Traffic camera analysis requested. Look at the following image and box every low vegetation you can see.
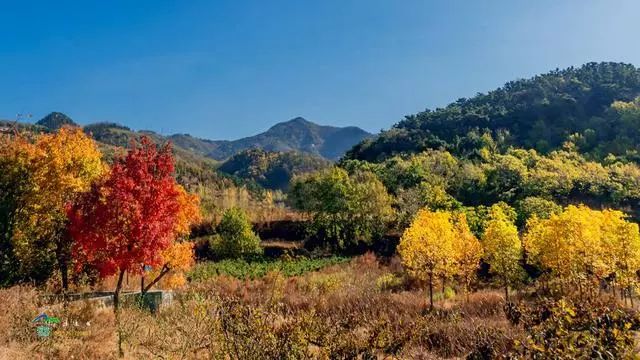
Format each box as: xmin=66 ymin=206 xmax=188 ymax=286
xmin=189 ymin=255 xmax=349 ymax=281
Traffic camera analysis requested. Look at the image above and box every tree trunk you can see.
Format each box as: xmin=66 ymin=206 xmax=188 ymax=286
xmin=113 ymin=269 xmax=126 ymax=357
xmin=428 ymin=272 xmax=434 ymax=311
xmin=113 ymin=269 xmax=126 ymax=312
xmin=504 ymin=277 xmax=509 ymax=302
xmin=142 ymin=264 xmax=170 ymax=296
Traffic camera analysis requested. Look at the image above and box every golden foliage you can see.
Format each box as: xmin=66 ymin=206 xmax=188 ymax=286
xmin=524 ymin=205 xmax=640 ymax=289
xmin=398 ymin=209 xmax=456 ymax=282
xmin=481 ymin=205 xmax=522 ymax=291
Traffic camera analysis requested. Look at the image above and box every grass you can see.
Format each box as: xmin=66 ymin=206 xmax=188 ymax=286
xmin=2 ymin=254 xmax=639 ymax=359
xmin=188 ymin=255 xmax=350 ymax=281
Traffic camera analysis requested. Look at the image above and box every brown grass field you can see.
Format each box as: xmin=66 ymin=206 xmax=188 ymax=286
xmin=1 ymin=253 xmax=638 ymax=359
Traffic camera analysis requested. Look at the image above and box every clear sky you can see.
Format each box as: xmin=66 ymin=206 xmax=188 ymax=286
xmin=1 ymin=1 xmax=639 ymax=140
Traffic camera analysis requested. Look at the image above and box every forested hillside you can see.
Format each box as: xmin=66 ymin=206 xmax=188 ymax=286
xmin=218 ymin=148 xmax=331 ymax=190
xmin=347 ymin=62 xmax=640 ymax=162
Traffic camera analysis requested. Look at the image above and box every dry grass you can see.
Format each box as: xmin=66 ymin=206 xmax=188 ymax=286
xmin=0 ymin=255 xmax=555 ymax=359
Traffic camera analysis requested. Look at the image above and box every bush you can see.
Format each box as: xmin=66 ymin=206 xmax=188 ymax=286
xmin=376 ymin=273 xmax=405 ymax=292
xmin=210 ymin=207 xmax=262 ymax=258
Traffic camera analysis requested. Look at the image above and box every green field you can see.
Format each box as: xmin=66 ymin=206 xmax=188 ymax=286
xmin=189 ymin=256 xmax=350 ymax=281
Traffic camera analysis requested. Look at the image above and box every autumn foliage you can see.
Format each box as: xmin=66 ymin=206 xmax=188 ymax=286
xmin=398 ymin=209 xmax=483 ymax=309
xmin=67 ymin=136 xmax=200 ymax=318
xmin=1 ymin=127 xmax=104 ymax=286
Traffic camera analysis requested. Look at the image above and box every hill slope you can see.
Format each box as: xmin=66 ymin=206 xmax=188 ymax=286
xmin=218 ymin=149 xmax=331 ymax=190
xmin=346 ymin=62 xmax=640 ymax=162
xmin=170 ymin=117 xmax=371 ymax=161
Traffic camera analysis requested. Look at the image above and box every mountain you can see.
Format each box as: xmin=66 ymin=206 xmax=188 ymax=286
xmin=346 ymin=62 xmax=640 ymax=162
xmin=218 ymin=148 xmax=331 ymax=190
xmin=36 ymin=112 xmax=78 ymax=130
xmin=169 ymin=117 xmax=372 ymax=161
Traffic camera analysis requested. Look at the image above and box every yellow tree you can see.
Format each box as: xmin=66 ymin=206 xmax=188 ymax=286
xmin=482 ymin=205 xmax=522 ymax=301
xmin=398 ymin=209 xmax=456 ymax=310
xmin=601 ymin=209 xmax=640 ymax=302
xmin=452 ymin=213 xmax=483 ymax=300
xmin=524 ymin=205 xmax=607 ymax=295
xmin=11 ymin=127 xmax=104 ymax=289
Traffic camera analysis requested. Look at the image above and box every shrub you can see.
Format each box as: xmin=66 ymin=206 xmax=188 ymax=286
xmin=376 ymin=273 xmax=405 ymax=292
xmin=210 ymin=207 xmax=262 ymax=258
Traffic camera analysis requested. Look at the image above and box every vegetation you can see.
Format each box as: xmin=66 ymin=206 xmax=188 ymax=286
xmin=289 ymin=167 xmax=394 ymax=251
xmin=218 ymin=148 xmax=331 ymax=190
xmin=189 ymin=255 xmax=349 ymax=280
xmin=209 ymin=207 xmax=262 ymax=259
xmin=3 ymin=255 xmax=640 ymax=359
xmin=0 ymin=128 xmax=104 ymax=287
xmin=346 ymin=62 xmax=640 ymax=162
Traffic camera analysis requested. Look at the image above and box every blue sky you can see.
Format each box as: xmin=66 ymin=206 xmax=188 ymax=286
xmin=1 ymin=1 xmax=639 ymax=140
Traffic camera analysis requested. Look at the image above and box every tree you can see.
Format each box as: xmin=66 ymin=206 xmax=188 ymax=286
xmin=514 ymin=196 xmax=562 ymax=228
xmin=600 ymin=209 xmax=640 ymax=303
xmin=398 ymin=209 xmax=456 ymax=310
xmin=68 ymin=136 xmax=185 ymax=356
xmin=68 ymin=136 xmax=183 ymax=307
xmin=452 ymin=213 xmax=483 ymax=300
xmin=524 ymin=205 xmax=607 ymax=293
xmin=0 ymin=134 xmax=37 ymax=286
xmin=289 ymin=167 xmax=394 ymax=251
xmin=482 ymin=205 xmax=522 ymax=301
xmin=1 ymin=128 xmax=104 ymax=288
xmin=210 ymin=207 xmax=262 ymax=258
xmin=524 ymin=205 xmax=640 ymax=299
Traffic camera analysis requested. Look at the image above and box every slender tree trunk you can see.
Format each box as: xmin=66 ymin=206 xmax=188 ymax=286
xmin=113 ymin=269 xmax=126 ymax=312
xmin=142 ymin=264 xmax=170 ymax=296
xmin=428 ymin=272 xmax=434 ymax=311
xmin=441 ymin=276 xmax=445 ymax=296
xmin=504 ymin=276 xmax=509 ymax=302
xmin=113 ymin=269 xmax=126 ymax=358
xmin=140 ymin=264 xmax=145 ymax=294
xmin=465 ymin=277 xmax=470 ymax=303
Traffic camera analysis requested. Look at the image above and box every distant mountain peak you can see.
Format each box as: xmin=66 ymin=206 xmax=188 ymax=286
xmin=170 ymin=116 xmax=372 ymax=161
xmin=36 ymin=112 xmax=78 ymax=130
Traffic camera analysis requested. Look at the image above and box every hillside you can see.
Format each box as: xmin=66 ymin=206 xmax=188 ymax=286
xmin=170 ymin=117 xmax=371 ymax=161
xmin=33 ymin=118 xmax=288 ymax=223
xmin=218 ymin=149 xmax=331 ymax=190
xmin=346 ymin=62 xmax=640 ymax=162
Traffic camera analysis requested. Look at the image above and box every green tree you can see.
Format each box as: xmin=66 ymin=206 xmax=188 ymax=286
xmin=211 ymin=207 xmax=262 ymax=258
xmin=289 ymin=167 xmax=393 ymax=251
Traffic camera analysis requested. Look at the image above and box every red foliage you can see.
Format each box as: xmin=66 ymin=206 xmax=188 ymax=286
xmin=67 ymin=136 xmax=182 ymax=277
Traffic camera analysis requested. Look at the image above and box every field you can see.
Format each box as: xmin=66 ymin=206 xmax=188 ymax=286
xmin=1 ymin=253 xmax=638 ymax=359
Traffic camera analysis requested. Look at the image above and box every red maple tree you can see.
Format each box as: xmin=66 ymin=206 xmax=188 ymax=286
xmin=67 ymin=136 xmax=181 ymax=311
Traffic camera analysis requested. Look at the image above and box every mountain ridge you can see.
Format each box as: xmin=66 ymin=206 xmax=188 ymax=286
xmin=168 ymin=116 xmax=371 ymax=161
